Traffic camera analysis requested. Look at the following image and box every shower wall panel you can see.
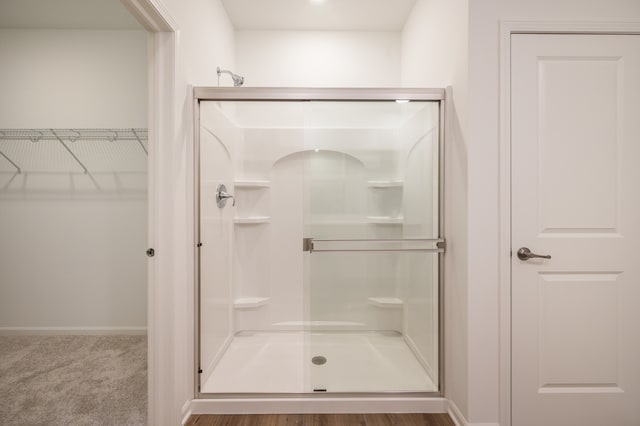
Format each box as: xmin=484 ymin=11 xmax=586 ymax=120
xmin=234 ymin=104 xmax=410 ymax=332
xmin=399 ymin=106 xmax=440 ymax=383
xmin=198 ymin=94 xmax=442 ymax=394
xmin=199 ymin=102 xmax=238 ymax=381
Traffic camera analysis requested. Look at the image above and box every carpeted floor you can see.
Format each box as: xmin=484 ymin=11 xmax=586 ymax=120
xmin=0 ymin=335 xmax=147 ymax=426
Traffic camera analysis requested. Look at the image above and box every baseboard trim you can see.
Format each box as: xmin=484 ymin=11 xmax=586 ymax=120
xmin=188 ymin=396 xmax=448 ymax=415
xmin=448 ymin=400 xmax=466 ymax=426
xmin=0 ymin=327 xmax=148 ymax=335
xmin=448 ymin=400 xmax=500 ymax=426
xmin=181 ymin=400 xmax=193 ymax=425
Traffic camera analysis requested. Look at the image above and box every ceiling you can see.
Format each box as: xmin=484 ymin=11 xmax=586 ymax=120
xmin=0 ymin=0 xmax=142 ymax=29
xmin=221 ymin=0 xmax=418 ymax=31
xmin=0 ymin=0 xmax=417 ymax=31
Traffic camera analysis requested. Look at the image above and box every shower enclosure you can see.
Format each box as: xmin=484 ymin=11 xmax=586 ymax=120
xmin=194 ymin=88 xmax=445 ymax=398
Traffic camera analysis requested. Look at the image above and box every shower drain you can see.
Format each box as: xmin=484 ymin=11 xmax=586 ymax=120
xmin=311 ymin=355 xmax=327 ymax=365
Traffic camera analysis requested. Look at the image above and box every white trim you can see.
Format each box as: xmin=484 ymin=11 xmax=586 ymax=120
xmin=147 ymin=29 xmax=178 ymax=426
xmin=120 ymin=1 xmax=178 ymax=426
xmin=498 ymin=19 xmax=513 ymax=426
xmin=188 ymin=397 xmax=448 ymax=415
xmin=193 ymin=87 xmax=444 ymax=101
xmin=0 ymin=327 xmax=147 ymax=335
xmin=500 ymin=20 xmax=640 ymax=35
xmin=120 ymin=0 xmax=177 ymax=32
xmin=447 ymin=400 xmax=466 ymax=426
xmin=498 ymin=19 xmax=640 ymax=426
xmin=448 ymin=400 xmax=500 ymax=426
xmin=181 ymin=400 xmax=193 ymax=425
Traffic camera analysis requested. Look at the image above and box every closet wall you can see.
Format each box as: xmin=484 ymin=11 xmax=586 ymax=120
xmin=0 ymin=29 xmax=146 ymax=128
xmin=0 ymin=28 xmax=148 ymax=333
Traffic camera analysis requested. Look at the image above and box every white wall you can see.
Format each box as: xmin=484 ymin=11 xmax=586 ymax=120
xmin=0 ymin=29 xmax=148 ymax=332
xmin=401 ymin=0 xmax=469 ymax=419
xmin=152 ymin=0 xmax=640 ymax=423
xmin=167 ymin=0 xmax=464 ymax=421
xmin=155 ymin=0 xmax=235 ymax=423
xmin=466 ymin=0 xmax=640 ymax=424
xmin=0 ymin=29 xmax=147 ymax=128
xmin=0 ymin=195 xmax=147 ymax=331
xmin=236 ymin=30 xmax=401 ymax=87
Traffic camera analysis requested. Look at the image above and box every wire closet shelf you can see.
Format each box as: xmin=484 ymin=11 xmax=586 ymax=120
xmin=0 ymin=128 xmax=148 ymax=174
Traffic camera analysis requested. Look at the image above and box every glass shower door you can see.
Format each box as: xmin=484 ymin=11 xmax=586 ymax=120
xmin=197 ymin=100 xmax=236 ymax=394
xmin=303 ymin=100 xmax=442 ymax=393
xmin=195 ymin=92 xmax=444 ymax=396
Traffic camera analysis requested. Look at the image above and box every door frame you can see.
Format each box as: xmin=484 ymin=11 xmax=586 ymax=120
xmin=119 ymin=1 xmax=178 ymax=425
xmin=498 ymin=20 xmax=640 ymax=426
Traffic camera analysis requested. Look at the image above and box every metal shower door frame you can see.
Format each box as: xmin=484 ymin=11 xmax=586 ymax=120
xmin=193 ymin=87 xmax=447 ymax=400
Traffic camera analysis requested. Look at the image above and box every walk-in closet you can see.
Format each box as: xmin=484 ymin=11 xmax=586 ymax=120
xmin=0 ymin=2 xmax=148 ymax=424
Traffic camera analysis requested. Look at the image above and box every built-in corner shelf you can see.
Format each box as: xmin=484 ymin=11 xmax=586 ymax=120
xmin=234 ymin=216 xmax=271 ymax=224
xmin=234 ymin=297 xmax=270 ymax=309
xmin=367 ymin=216 xmax=404 ymax=224
xmin=367 ymin=180 xmax=404 ymax=188
xmin=368 ymin=297 xmax=404 ymax=308
xmin=234 ymin=180 xmax=271 ymax=188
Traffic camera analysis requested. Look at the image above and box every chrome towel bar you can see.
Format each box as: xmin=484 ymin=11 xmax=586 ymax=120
xmin=303 ymin=237 xmax=446 ymax=253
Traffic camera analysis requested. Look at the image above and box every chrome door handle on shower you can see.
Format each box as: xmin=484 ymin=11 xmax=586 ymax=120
xmin=216 ymin=184 xmax=235 ymax=208
xmin=517 ymin=247 xmax=551 ymax=261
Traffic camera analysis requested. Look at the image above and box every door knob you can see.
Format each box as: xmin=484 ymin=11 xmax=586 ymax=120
xmin=517 ymin=247 xmax=551 ymax=261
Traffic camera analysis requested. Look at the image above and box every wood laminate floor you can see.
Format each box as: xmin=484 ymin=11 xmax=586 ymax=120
xmin=186 ymin=413 xmax=455 ymax=426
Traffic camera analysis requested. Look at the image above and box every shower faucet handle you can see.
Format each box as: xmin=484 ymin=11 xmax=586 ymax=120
xmin=216 ymin=184 xmax=235 ymax=208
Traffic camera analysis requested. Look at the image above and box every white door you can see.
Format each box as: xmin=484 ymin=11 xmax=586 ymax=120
xmin=511 ymin=34 xmax=640 ymax=426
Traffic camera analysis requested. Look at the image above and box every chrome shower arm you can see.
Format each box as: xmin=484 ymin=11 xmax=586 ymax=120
xmin=216 ymin=67 xmax=244 ymax=87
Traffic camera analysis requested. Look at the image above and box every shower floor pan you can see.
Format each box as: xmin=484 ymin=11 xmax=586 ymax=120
xmin=200 ymin=331 xmax=436 ymax=394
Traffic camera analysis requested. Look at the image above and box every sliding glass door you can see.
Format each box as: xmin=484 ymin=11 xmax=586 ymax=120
xmin=195 ymin=90 xmax=443 ymax=395
xmin=303 ymin=100 xmax=441 ymax=392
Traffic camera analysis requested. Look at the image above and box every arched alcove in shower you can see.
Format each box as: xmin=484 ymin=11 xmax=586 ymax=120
xmin=194 ymin=88 xmax=445 ymax=396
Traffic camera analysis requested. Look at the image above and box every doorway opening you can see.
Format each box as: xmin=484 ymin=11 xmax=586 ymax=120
xmin=0 ymin=1 xmax=152 ymax=424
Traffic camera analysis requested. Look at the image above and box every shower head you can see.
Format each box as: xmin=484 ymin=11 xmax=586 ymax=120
xmin=217 ymin=67 xmax=245 ymax=87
